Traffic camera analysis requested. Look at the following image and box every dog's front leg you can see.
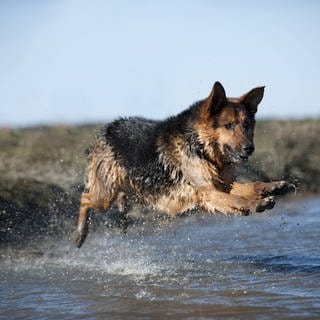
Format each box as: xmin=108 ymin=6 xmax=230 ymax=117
xmin=198 ymin=186 xmax=275 ymax=215
xmin=230 ymin=181 xmax=295 ymax=200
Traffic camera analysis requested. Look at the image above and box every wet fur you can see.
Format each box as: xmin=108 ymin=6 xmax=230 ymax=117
xmin=75 ymin=82 xmax=293 ymax=248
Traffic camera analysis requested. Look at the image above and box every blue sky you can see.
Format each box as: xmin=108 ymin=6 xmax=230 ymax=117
xmin=0 ymin=0 xmax=319 ymax=126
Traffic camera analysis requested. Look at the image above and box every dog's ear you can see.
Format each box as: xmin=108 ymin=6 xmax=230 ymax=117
xmin=240 ymin=86 xmax=265 ymax=114
xmin=208 ymin=81 xmax=227 ymax=115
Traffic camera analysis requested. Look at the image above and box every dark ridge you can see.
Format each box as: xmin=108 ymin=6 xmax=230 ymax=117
xmin=0 ymin=178 xmax=79 ymax=247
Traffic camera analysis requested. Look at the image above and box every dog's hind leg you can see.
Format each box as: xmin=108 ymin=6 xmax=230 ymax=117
xmin=75 ymin=192 xmax=114 ymax=248
xmin=115 ymin=191 xmax=129 ymax=234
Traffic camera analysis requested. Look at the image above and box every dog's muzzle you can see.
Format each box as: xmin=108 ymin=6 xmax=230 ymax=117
xmin=224 ymin=144 xmax=254 ymax=163
xmin=243 ymin=144 xmax=255 ymax=156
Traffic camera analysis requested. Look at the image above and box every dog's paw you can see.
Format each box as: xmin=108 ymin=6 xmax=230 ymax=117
xmin=275 ymin=180 xmax=296 ymax=195
xmin=262 ymin=181 xmax=296 ymax=197
xmin=255 ymin=196 xmax=275 ymax=212
xmin=238 ymin=207 xmax=251 ymax=216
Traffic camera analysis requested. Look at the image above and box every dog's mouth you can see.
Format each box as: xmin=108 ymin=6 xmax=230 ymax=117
xmin=223 ymin=145 xmax=249 ymax=163
xmin=232 ymin=153 xmax=249 ymax=163
xmin=238 ymin=154 xmax=249 ymax=161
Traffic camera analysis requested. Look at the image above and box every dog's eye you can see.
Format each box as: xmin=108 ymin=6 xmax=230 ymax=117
xmin=224 ymin=123 xmax=235 ymax=130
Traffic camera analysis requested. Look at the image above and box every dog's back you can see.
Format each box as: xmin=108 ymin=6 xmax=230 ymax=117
xmin=100 ymin=117 xmax=159 ymax=170
xmin=88 ymin=115 xmax=184 ymax=200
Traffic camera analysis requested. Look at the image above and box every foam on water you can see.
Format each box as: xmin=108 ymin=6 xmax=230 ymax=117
xmin=1 ymin=216 xmax=193 ymax=282
xmin=2 ymin=236 xmax=162 ymax=280
xmin=57 ymin=235 xmax=164 ymax=278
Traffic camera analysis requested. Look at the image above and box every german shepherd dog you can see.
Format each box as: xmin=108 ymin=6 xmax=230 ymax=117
xmin=75 ymin=82 xmax=293 ymax=248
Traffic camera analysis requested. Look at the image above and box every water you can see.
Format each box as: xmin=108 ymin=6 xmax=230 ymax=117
xmin=1 ymin=197 xmax=320 ymax=319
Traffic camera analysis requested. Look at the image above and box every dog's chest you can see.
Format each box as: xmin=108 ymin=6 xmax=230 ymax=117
xmin=149 ymin=154 xmax=220 ymax=215
xmin=151 ymin=182 xmax=198 ymax=216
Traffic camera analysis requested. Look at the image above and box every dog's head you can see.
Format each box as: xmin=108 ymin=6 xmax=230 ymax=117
xmin=198 ymin=82 xmax=264 ymax=164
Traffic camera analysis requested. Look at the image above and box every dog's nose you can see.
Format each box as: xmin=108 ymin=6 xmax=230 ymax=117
xmin=243 ymin=144 xmax=255 ymax=155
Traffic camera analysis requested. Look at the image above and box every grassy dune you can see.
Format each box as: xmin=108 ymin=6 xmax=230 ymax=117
xmin=251 ymin=119 xmax=320 ymax=193
xmin=0 ymin=119 xmax=319 ymax=245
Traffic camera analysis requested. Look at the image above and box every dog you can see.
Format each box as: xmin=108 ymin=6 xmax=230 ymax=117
xmin=75 ymin=82 xmax=293 ymax=248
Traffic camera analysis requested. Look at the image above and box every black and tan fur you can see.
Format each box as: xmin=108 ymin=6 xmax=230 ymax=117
xmin=75 ymin=82 xmax=293 ymax=248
